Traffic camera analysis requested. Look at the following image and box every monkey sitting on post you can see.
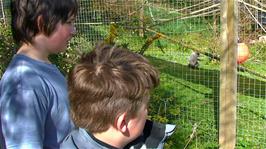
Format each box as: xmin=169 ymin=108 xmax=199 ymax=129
xmin=188 ymin=51 xmax=200 ymax=69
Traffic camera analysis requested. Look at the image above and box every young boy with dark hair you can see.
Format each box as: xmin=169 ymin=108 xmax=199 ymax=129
xmin=61 ymin=43 xmax=176 ymax=149
xmin=0 ymin=0 xmax=78 ymax=148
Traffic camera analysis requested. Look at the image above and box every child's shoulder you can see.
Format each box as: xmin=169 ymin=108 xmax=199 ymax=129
xmin=1 ymin=54 xmax=56 ymax=89
xmin=7 ymin=54 xmax=43 ymax=76
xmin=60 ymin=128 xmax=87 ymax=149
xmin=61 ymin=128 xmax=109 ymax=149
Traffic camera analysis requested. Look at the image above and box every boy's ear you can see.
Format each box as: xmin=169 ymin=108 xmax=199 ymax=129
xmin=116 ymin=112 xmax=128 ymax=133
xmin=37 ymin=15 xmax=44 ymax=32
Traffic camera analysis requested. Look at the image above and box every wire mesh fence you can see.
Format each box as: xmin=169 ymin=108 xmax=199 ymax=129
xmin=1 ymin=0 xmax=266 ymax=148
xmin=237 ymin=0 xmax=266 ymax=148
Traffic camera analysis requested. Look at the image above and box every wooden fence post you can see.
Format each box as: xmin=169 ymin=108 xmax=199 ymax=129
xmin=219 ymin=0 xmax=238 ymax=148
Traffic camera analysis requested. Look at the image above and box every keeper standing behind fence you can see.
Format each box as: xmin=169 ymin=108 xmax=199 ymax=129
xmin=0 ymin=0 xmax=78 ymax=148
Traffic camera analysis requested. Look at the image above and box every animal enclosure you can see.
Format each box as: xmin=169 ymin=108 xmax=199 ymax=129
xmin=1 ymin=0 xmax=266 ymax=148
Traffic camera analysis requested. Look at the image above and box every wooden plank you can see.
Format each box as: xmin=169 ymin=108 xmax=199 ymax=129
xmin=219 ymin=0 xmax=238 ymax=148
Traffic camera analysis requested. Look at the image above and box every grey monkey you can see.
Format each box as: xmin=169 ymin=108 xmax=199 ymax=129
xmin=188 ymin=51 xmax=200 ymax=69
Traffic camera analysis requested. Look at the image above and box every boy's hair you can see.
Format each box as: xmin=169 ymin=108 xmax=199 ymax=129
xmin=68 ymin=43 xmax=160 ymax=133
xmin=11 ymin=0 xmax=78 ymax=44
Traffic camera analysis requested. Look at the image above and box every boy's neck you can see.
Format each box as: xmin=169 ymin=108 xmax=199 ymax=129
xmin=17 ymin=43 xmax=50 ymax=63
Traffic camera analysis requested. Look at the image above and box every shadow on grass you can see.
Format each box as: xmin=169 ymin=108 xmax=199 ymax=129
xmin=147 ymin=56 xmax=266 ymax=99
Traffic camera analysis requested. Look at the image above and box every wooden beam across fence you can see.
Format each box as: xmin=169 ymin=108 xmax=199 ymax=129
xmin=219 ymin=0 xmax=238 ymax=149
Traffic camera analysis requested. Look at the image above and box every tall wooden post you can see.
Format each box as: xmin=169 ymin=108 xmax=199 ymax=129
xmin=219 ymin=0 xmax=238 ymax=149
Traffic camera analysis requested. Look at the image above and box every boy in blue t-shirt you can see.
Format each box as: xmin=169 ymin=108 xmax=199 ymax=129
xmin=0 ymin=0 xmax=78 ymax=148
xmin=61 ymin=44 xmax=176 ymax=149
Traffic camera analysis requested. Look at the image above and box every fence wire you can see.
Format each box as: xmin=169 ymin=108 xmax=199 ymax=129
xmin=1 ymin=0 xmax=266 ymax=148
xmin=76 ymin=1 xmax=221 ymax=148
xmin=237 ymin=0 xmax=266 ymax=148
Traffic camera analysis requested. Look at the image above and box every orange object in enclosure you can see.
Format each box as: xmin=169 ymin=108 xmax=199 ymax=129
xmin=237 ymin=43 xmax=250 ymax=64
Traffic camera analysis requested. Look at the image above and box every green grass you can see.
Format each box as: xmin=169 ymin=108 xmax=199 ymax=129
xmin=237 ymin=94 xmax=266 ymax=148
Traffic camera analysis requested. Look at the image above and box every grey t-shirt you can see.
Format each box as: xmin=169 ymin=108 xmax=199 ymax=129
xmin=60 ymin=128 xmax=119 ymax=149
xmin=61 ymin=120 xmax=176 ymax=149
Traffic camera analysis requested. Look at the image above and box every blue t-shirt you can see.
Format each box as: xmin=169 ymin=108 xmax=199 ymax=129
xmin=0 ymin=54 xmax=74 ymax=149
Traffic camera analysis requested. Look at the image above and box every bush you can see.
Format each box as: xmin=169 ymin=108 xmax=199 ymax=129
xmin=0 ymin=22 xmax=17 ymax=77
xmin=49 ymin=34 xmax=93 ymax=75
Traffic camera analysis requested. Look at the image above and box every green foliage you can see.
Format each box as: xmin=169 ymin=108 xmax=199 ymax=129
xmin=0 ymin=22 xmax=17 ymax=77
xmin=249 ymin=42 xmax=266 ymax=61
xmin=49 ymin=34 xmax=93 ymax=75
